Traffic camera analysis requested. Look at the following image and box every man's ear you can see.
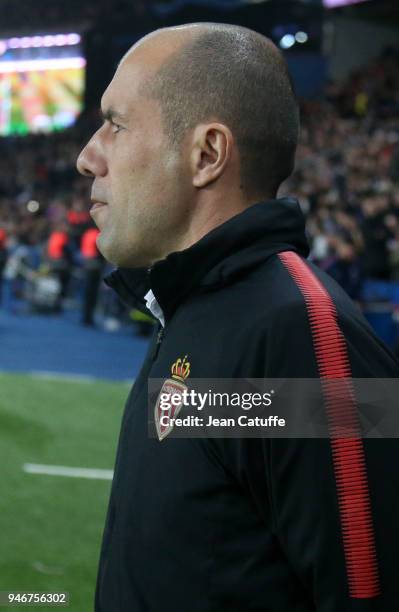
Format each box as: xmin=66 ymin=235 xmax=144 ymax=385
xmin=190 ymin=123 xmax=233 ymax=188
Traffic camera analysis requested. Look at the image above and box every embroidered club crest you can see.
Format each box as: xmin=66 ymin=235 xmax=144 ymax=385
xmin=155 ymin=355 xmax=190 ymax=441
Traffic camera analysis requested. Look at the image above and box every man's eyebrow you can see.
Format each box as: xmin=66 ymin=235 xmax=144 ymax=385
xmin=100 ymin=107 xmax=128 ymax=123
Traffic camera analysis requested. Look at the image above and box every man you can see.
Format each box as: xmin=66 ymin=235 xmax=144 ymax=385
xmin=80 ymin=223 xmax=104 ymax=326
xmin=77 ymin=23 xmax=399 ymax=611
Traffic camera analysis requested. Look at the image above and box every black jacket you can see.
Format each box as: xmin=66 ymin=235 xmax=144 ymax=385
xmin=96 ymin=197 xmax=399 ymax=612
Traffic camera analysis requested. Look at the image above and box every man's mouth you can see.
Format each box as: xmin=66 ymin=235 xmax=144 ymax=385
xmin=90 ymin=202 xmax=108 ymax=213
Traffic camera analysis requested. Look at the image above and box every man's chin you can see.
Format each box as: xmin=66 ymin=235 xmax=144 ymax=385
xmin=97 ymin=236 xmax=152 ymax=269
xmin=96 ymin=235 xmax=120 ymax=266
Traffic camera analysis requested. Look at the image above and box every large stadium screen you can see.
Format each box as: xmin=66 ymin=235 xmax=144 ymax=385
xmin=0 ymin=33 xmax=85 ymax=136
xmin=323 ymin=0 xmax=370 ymax=7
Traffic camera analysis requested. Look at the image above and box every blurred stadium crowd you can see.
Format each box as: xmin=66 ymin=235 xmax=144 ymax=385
xmin=0 ymin=47 xmax=399 ymax=340
xmin=284 ymin=47 xmax=399 ymax=302
xmin=0 ymin=111 xmax=126 ymax=328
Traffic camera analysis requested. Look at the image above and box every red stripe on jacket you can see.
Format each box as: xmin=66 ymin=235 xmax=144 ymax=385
xmin=278 ymin=250 xmax=380 ymax=599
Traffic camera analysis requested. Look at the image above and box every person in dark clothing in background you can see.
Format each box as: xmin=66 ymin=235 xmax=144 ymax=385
xmin=80 ymin=223 xmax=104 ymax=326
xmin=46 ymin=221 xmax=73 ymax=311
xmin=361 ymin=194 xmax=393 ymax=280
xmin=324 ymin=237 xmax=363 ymax=300
xmin=77 ymin=23 xmax=399 ymax=612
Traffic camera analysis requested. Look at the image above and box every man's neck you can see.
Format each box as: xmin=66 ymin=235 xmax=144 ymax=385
xmin=175 ymin=191 xmax=268 ymax=254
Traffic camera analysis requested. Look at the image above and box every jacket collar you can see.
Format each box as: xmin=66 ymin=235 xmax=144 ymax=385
xmin=105 ymin=197 xmax=309 ymax=323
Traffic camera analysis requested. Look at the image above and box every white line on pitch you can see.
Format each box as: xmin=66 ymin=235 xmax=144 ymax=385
xmin=28 ymin=370 xmax=133 ymax=385
xmin=23 ymin=463 xmax=114 ymax=480
xmin=28 ymin=371 xmax=97 ymax=383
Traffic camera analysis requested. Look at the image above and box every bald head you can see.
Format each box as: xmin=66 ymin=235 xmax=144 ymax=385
xmin=76 ymin=23 xmax=300 ymax=268
xmin=118 ymin=25 xmax=196 ymax=72
xmin=132 ymin=23 xmax=300 ymax=198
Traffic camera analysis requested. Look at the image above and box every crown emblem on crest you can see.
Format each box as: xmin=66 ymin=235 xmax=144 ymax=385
xmin=171 ymin=355 xmax=190 ymax=382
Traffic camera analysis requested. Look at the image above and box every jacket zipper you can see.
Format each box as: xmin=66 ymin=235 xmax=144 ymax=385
xmin=156 ymin=327 xmax=164 ymax=345
xmin=147 ymin=265 xmax=165 ymax=361
xmin=149 ymin=325 xmax=164 ymax=363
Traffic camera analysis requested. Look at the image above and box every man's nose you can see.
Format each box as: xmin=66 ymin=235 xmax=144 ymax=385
xmin=76 ymin=137 xmax=107 ymax=178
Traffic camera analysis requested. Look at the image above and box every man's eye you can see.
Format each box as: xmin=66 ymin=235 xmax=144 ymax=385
xmin=111 ymin=122 xmax=122 ymax=134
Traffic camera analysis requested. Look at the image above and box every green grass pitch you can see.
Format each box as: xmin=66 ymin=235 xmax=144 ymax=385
xmin=0 ymin=372 xmax=129 ymax=611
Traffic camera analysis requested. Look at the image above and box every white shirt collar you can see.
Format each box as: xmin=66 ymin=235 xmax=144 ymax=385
xmin=144 ymin=289 xmax=165 ymax=327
